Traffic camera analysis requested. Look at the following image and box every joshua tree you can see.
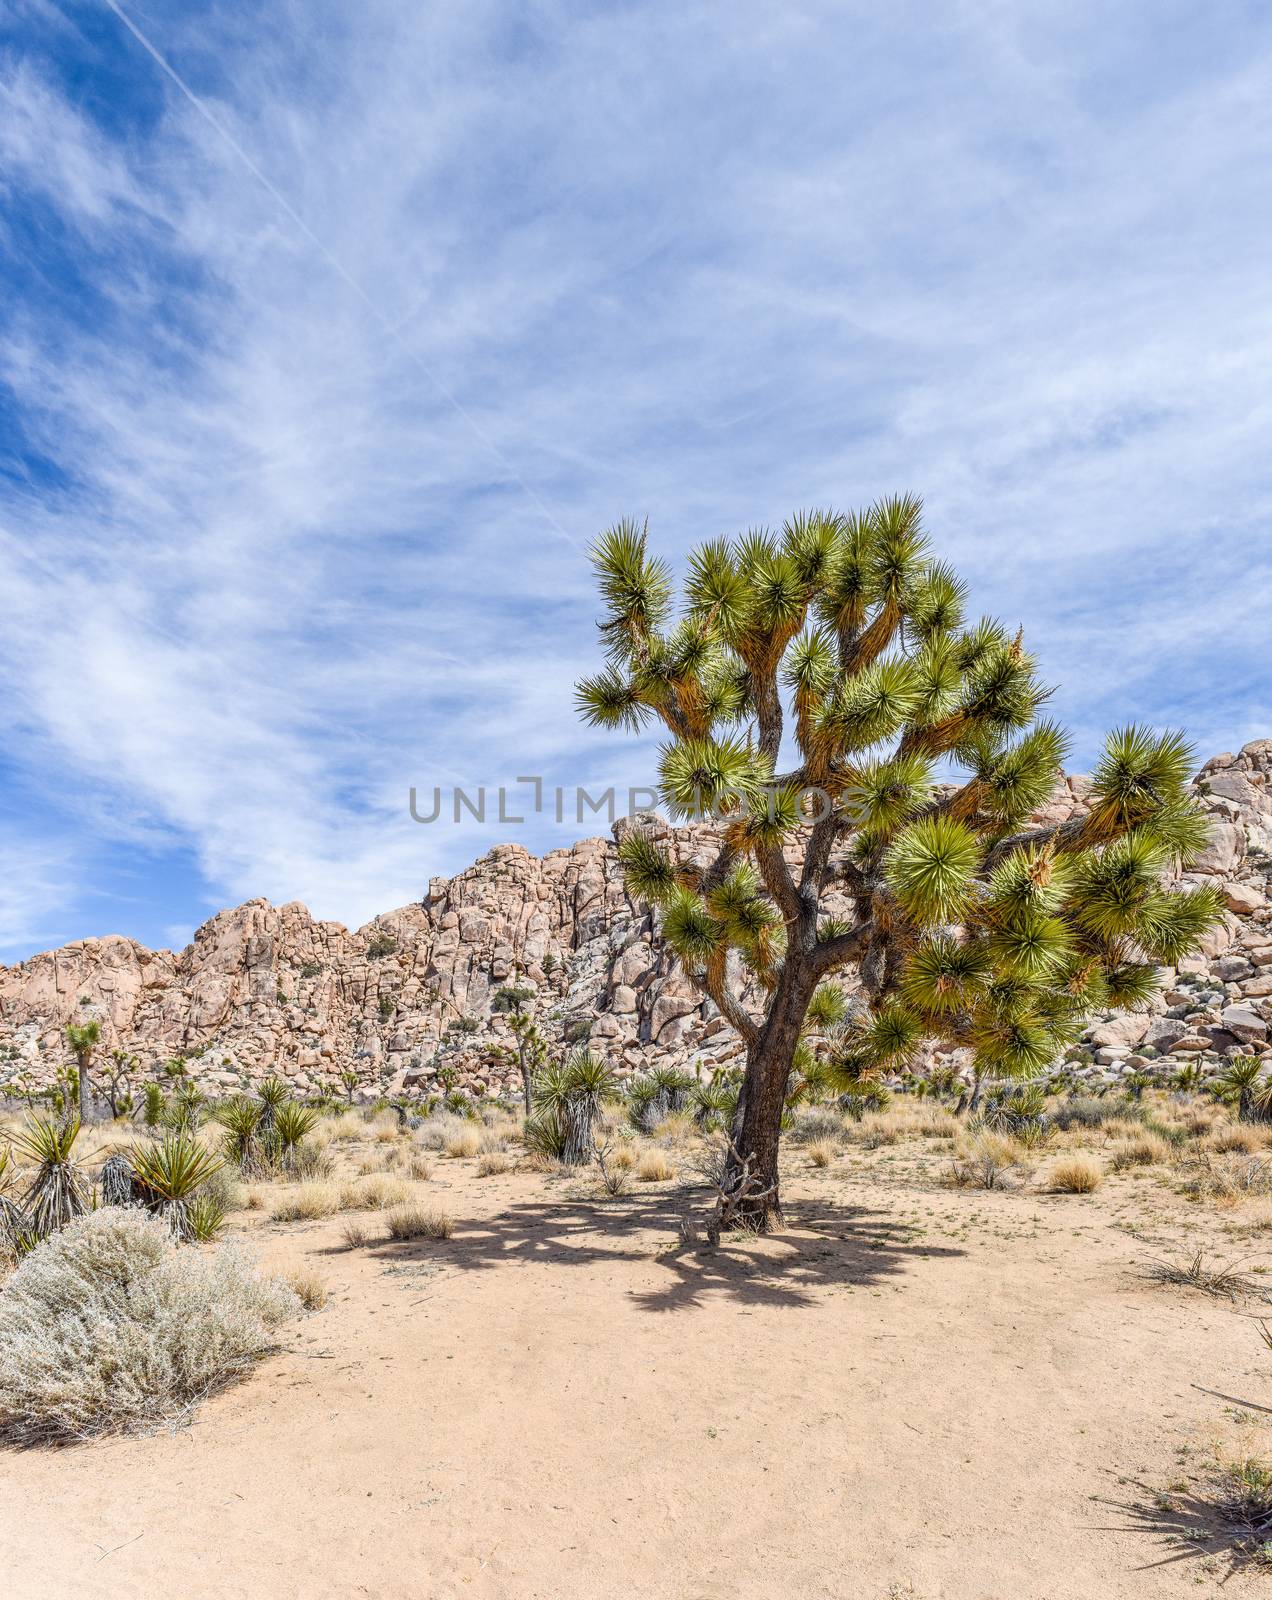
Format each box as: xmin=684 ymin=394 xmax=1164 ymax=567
xmin=65 ymin=1021 xmax=101 ymax=1125
xmin=102 ymin=1048 xmax=137 ymax=1119
xmin=577 ymin=499 xmax=1222 ymax=1228
xmin=498 ymin=989 xmax=547 ymax=1115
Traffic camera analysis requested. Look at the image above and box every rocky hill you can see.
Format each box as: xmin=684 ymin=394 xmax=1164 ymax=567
xmin=2 ymin=741 xmax=1271 ymax=1105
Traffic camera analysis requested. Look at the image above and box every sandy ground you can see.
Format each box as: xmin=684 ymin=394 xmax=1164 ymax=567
xmin=1 ymin=1134 xmax=1268 ymax=1600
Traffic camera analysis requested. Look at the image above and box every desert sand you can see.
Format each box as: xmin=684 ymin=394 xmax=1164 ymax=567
xmin=1 ymin=1129 xmax=1266 ymax=1600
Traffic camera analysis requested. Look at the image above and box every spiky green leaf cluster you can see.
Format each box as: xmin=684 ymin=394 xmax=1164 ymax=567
xmin=582 ymin=498 xmax=1222 ymax=1088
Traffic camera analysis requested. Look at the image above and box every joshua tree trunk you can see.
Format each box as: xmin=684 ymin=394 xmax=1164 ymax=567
xmin=518 ymin=1051 xmax=532 ymax=1117
xmin=75 ymin=1051 xmax=90 ymax=1125
xmin=726 ymin=963 xmax=817 ymax=1228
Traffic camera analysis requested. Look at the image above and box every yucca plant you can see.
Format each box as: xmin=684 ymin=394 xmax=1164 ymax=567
xmin=128 ymin=1134 xmax=223 ymax=1240
xmin=578 ymin=502 xmax=1223 ymax=1226
xmin=185 ymin=1190 xmax=227 ymax=1242
xmin=13 ymin=1114 xmax=88 ymax=1237
xmin=256 ymin=1076 xmax=288 ymax=1156
xmin=273 ymin=1102 xmax=319 ymax=1170
xmin=530 ymin=1050 xmax=617 ymax=1165
xmin=692 ymin=1077 xmax=739 ymax=1132
xmin=215 ymin=1095 xmax=266 ymax=1176
xmin=1217 ymin=1057 xmax=1270 ymax=1124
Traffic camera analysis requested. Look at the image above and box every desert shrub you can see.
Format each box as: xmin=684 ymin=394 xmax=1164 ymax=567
xmin=366 ymin=933 xmax=397 ymax=959
xmin=1145 ymin=1249 xmax=1266 ymax=1302
xmin=476 ymin=1152 xmax=510 ymax=1176
xmin=860 ymin=1118 xmax=901 ymax=1149
xmin=636 ymin=1149 xmax=674 ymax=1182
xmin=407 ymin=1155 xmax=432 ymax=1181
xmin=270 ymin=1183 xmax=340 ymax=1222
xmin=0 ymin=1208 xmax=298 ymax=1441
xmin=1048 ymin=1155 xmax=1103 ymax=1193
xmin=414 ymin=1112 xmax=473 ymax=1153
xmin=340 ymin=1218 xmax=368 ymax=1249
xmin=948 ymin=1133 xmax=1022 ymax=1190
xmin=385 ymin=1204 xmax=453 ymax=1241
xmin=1109 ymin=1133 xmax=1172 ymax=1170
xmin=807 ymin=1139 xmax=836 ymax=1168
xmin=1051 ymin=1097 xmax=1128 ymax=1132
xmin=338 ymin=1175 xmax=409 ymax=1211
xmin=788 ymin=1107 xmax=846 ymax=1146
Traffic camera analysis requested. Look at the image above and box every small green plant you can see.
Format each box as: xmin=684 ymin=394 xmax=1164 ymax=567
xmin=299 ymin=961 xmax=323 ymax=979
xmin=367 ymin=933 xmax=398 ymax=959
xmin=378 ymin=994 xmax=395 ymax=1019
xmin=185 ymin=1191 xmax=227 ymax=1242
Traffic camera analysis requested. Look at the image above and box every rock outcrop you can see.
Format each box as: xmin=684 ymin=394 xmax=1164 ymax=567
xmin=2 ymin=742 xmax=1271 ymax=1104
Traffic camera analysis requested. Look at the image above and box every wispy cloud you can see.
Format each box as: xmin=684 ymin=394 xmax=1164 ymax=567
xmin=0 ymin=0 xmax=1269 ymax=957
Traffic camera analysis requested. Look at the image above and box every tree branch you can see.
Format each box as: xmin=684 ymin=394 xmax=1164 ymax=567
xmin=811 ymin=920 xmax=872 ymax=976
xmin=701 ymin=949 xmax=760 ymax=1049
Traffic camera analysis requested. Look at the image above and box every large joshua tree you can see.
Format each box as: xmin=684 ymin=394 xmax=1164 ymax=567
xmin=576 ymin=497 xmax=1222 ymax=1229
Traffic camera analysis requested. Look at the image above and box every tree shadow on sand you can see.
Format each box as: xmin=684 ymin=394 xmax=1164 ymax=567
xmin=367 ymin=1186 xmax=964 ymax=1314
xmin=1095 ymin=1469 xmax=1272 ymax=1581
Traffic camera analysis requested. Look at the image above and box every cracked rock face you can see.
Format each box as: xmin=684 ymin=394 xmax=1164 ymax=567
xmin=2 ymin=742 xmax=1271 ymax=1103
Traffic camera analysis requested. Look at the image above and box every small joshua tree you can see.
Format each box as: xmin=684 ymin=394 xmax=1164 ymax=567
xmin=64 ymin=1021 xmax=101 ymax=1125
xmin=577 ymin=499 xmax=1221 ymax=1229
xmin=103 ymin=1048 xmax=137 ymax=1119
xmin=499 ymin=989 xmax=547 ymax=1115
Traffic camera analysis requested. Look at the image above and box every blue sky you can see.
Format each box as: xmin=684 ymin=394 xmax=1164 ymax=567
xmin=0 ymin=0 xmax=1269 ymax=960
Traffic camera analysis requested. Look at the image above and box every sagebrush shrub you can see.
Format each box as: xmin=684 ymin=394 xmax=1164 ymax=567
xmin=0 ymin=1208 xmax=298 ymax=1442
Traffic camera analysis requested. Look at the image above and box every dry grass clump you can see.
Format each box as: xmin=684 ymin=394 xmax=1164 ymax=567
xmin=859 ymin=1118 xmax=901 ymax=1149
xmin=1109 ymin=1133 xmax=1173 ymax=1170
xmin=1144 ymin=1249 xmax=1268 ymax=1303
xmin=357 ymin=1148 xmax=402 ymax=1175
xmin=443 ymin=1127 xmax=482 ymax=1159
xmin=476 ymin=1152 xmax=510 ymax=1177
xmin=650 ymin=1111 xmax=697 ymax=1147
xmin=636 ymin=1149 xmax=675 ymax=1182
xmin=1180 ymin=1154 xmax=1272 ymax=1208
xmin=340 ymin=1218 xmax=369 ymax=1249
xmin=283 ymin=1264 xmax=329 ymax=1311
xmin=607 ymin=1145 xmax=637 ymax=1172
xmin=385 ymin=1204 xmax=453 ymax=1241
xmin=318 ymin=1112 xmax=365 ymax=1145
xmin=1048 ymin=1155 xmax=1103 ymax=1193
xmin=407 ymin=1155 xmax=432 ymax=1181
xmin=0 ymin=1208 xmax=298 ymax=1442
xmin=339 ymin=1175 xmax=410 ymax=1211
xmin=413 ymin=1113 xmax=475 ymax=1153
xmin=807 ymin=1139 xmax=837 ymax=1169
xmin=269 ymin=1183 xmax=340 ymax=1221
xmin=1210 ymin=1125 xmax=1268 ymax=1156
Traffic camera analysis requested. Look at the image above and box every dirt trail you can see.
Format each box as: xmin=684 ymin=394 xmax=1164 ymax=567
xmin=0 ymin=1157 xmax=1263 ymax=1599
